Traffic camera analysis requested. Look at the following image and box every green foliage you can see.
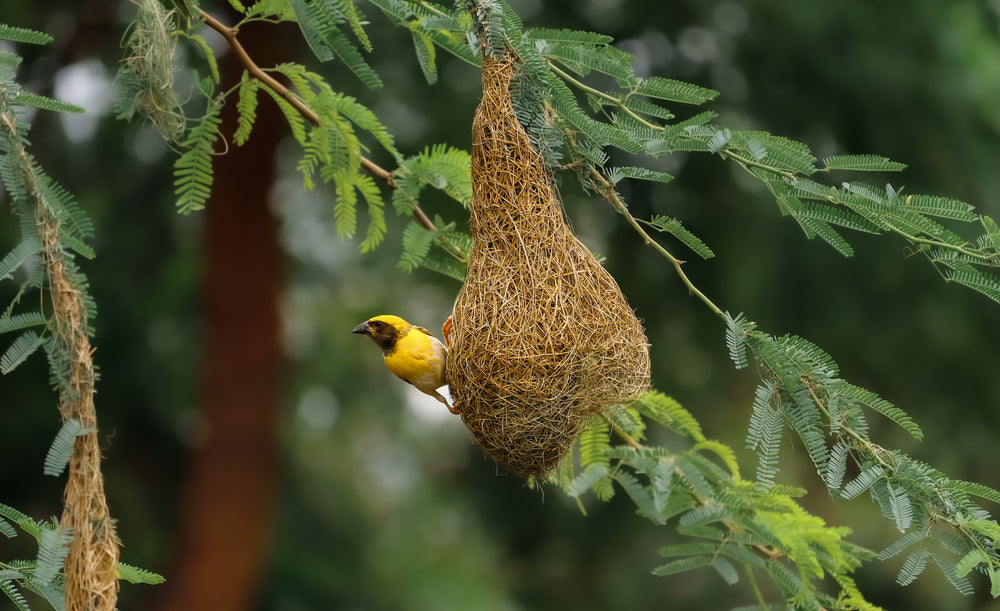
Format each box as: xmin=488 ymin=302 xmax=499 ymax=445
xmin=12 ymin=93 xmax=83 ymax=115
xmin=0 ymin=504 xmax=68 ymax=610
xmin=744 ymin=380 xmax=783 ymax=492
xmin=116 ymin=563 xmax=166 ymax=585
xmin=398 ymin=217 xmax=472 ymax=280
xmin=1 ymin=30 xmax=163 ymax=610
xmin=576 ymin=415 xmax=615 ymax=501
xmin=724 ymin=312 xmax=752 ymax=370
xmin=0 ymin=33 xmax=97 ymax=377
xmin=643 ymin=214 xmax=715 ymax=260
xmin=393 ymin=145 xmax=472 ymax=274
xmin=553 ymin=391 xmax=878 ymax=610
xmin=729 ymin=319 xmax=1000 ymax=597
xmin=0 ymin=239 xmax=41 ymax=282
xmin=451 ymin=0 xmax=1000 ymax=305
xmin=367 ymin=0 xmax=478 ymax=80
xmin=32 ymin=527 xmax=73 ymax=590
xmin=234 ymin=74 xmax=260 ymax=146
xmin=173 ymin=98 xmax=223 ymax=215
xmin=820 ymin=154 xmax=907 ymax=172
xmin=0 ymin=501 xmax=165 ymax=609
xmin=146 ymin=0 xmax=480 ymax=257
xmin=113 ymin=0 xmax=1000 ymax=608
xmin=43 ymin=419 xmax=92 ymax=477
xmin=286 ymin=0 xmax=381 ymax=88
xmin=0 ymin=24 xmax=53 ymax=45
xmin=0 ymin=331 xmax=44 ymax=375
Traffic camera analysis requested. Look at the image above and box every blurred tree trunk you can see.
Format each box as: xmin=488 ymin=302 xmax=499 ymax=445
xmin=153 ymin=20 xmax=286 ymax=611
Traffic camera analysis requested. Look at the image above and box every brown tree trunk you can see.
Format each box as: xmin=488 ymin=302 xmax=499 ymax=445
xmin=153 ymin=21 xmax=286 ymax=611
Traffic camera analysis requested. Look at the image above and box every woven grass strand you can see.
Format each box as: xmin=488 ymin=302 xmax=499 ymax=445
xmin=448 ymin=51 xmax=650 ymax=478
xmin=40 ymin=202 xmax=119 ymax=610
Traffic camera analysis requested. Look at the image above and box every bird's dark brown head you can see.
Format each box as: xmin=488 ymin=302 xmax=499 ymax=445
xmin=353 ymin=316 xmax=404 ymax=354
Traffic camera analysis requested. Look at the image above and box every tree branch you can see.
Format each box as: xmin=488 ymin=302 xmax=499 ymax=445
xmin=359 ymin=156 xmax=436 ymax=232
xmin=198 ymin=9 xmax=438 ymax=233
xmin=199 ymin=10 xmax=319 ymax=127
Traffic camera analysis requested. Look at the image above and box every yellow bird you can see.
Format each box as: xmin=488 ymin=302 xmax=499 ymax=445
xmin=353 ymin=314 xmax=458 ymax=414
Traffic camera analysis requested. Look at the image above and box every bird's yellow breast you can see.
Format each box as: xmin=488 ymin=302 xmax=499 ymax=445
xmin=384 ymin=327 xmax=446 ymax=392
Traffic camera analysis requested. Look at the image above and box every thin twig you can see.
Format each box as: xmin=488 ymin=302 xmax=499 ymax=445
xmin=359 ymin=156 xmax=435 ymax=233
xmin=588 ymin=168 xmax=725 ymax=318
xmin=199 ymin=9 xmax=320 ymax=127
xmin=601 ymin=411 xmax=642 ymax=449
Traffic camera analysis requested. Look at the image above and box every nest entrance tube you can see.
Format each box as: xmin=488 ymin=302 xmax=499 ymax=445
xmin=447 ymin=51 xmax=651 ymax=478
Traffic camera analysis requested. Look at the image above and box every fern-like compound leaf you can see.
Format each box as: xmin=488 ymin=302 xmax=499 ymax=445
xmin=13 ymin=92 xmax=83 ymax=114
xmin=524 ymin=27 xmax=612 ymax=45
xmin=566 ymin=463 xmax=609 ymax=498
xmin=117 ymin=562 xmax=166 ymax=585
xmin=0 ymin=330 xmax=43 ymax=374
xmin=43 ymin=418 xmax=91 ymax=477
xmin=840 ymin=382 xmax=923 ymax=440
xmin=896 ymin=547 xmax=929 ymax=586
xmin=0 ymin=579 xmax=29 ymax=611
xmin=234 ymin=75 xmax=260 ymax=146
xmin=173 ymin=102 xmax=223 ymax=214
xmin=826 ymin=441 xmax=849 ymax=491
xmin=0 ymin=24 xmax=53 ymax=45
xmin=821 ymin=154 xmax=906 ymax=172
xmin=31 ymin=525 xmax=72 ymax=588
xmin=642 ymin=215 xmax=714 ymax=259
xmin=635 ymin=76 xmax=717 ymax=105
xmin=418 ymin=252 xmax=467 ymax=281
xmin=841 ymin=465 xmax=883 ymax=500
xmin=902 ymin=195 xmax=977 ymax=221
xmin=930 ymin=552 xmax=975 ymax=596
xmin=410 ymin=30 xmax=438 ymax=84
xmin=0 ymin=238 xmax=40 ymax=281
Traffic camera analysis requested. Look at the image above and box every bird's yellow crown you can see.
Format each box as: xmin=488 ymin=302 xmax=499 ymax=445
xmin=368 ymin=314 xmax=410 ymax=330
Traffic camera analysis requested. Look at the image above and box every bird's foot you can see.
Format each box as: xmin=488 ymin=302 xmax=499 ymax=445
xmin=442 ymin=315 xmax=454 ymax=348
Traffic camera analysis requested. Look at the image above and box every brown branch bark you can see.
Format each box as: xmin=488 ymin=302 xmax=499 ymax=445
xmin=199 ymin=9 xmax=320 ymax=127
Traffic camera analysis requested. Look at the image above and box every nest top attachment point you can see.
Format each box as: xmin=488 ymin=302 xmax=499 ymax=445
xmin=447 ymin=50 xmax=650 ymax=478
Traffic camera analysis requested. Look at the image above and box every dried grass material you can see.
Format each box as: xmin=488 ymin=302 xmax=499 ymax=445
xmin=117 ymin=0 xmax=184 ymax=141
xmin=448 ymin=51 xmax=650 ymax=478
xmin=38 ymin=210 xmax=119 ymax=611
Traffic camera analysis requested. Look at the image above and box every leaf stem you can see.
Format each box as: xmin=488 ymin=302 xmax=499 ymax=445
xmin=726 ymin=150 xmax=797 ymax=180
xmin=549 ymin=59 xmax=803 ymax=182
xmin=601 ymin=410 xmax=642 ymax=449
xmin=746 ymin=566 xmax=769 ymax=609
xmin=805 ymin=384 xmax=891 ymax=470
xmin=588 ymin=168 xmax=724 ymax=318
xmin=546 ymin=60 xmax=662 ymax=132
xmin=411 ymin=0 xmax=448 ymax=17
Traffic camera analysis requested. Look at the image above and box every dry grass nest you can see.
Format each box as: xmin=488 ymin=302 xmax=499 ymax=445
xmin=447 ymin=51 xmax=650 ymax=478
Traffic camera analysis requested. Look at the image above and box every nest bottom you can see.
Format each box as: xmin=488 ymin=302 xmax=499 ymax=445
xmin=461 ymin=398 xmax=581 ymax=478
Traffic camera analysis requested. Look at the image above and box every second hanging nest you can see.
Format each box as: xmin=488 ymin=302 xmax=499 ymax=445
xmin=447 ymin=50 xmax=651 ymax=478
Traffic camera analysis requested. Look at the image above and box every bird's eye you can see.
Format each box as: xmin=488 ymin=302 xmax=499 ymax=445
xmin=370 ymin=320 xmax=382 ymax=328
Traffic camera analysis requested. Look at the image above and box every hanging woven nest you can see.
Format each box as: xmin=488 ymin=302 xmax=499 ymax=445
xmin=447 ymin=50 xmax=651 ymax=478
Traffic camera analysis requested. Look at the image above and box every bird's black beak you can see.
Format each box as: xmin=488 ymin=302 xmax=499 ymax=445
xmin=352 ymin=321 xmax=371 ymax=335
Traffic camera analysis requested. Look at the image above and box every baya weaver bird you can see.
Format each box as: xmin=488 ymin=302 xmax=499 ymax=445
xmin=353 ymin=314 xmax=458 ymax=414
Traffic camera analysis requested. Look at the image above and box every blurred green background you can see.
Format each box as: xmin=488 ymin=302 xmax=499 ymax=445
xmin=2 ymin=0 xmax=1000 ymax=609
